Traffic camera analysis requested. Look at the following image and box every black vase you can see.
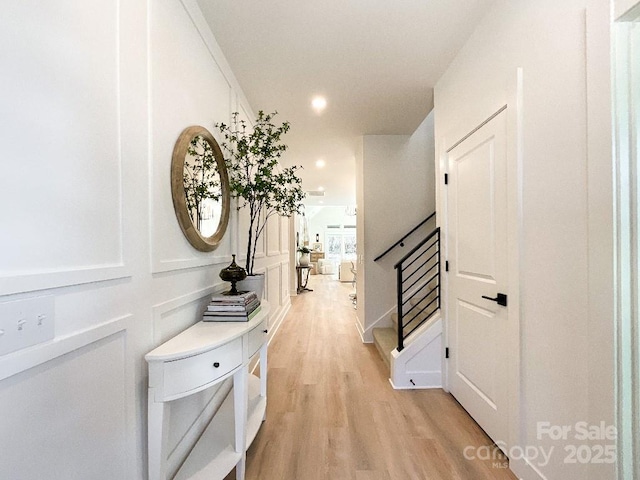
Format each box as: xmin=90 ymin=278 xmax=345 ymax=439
xmin=219 ymin=254 xmax=247 ymax=295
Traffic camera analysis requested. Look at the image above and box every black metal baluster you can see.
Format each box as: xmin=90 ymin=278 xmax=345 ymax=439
xmin=397 ymin=264 xmax=404 ymax=352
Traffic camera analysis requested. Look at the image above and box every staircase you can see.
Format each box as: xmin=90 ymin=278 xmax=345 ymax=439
xmin=373 ymin=293 xmax=438 ymax=368
xmin=372 ymin=223 xmax=443 ymax=389
xmin=372 ymin=288 xmax=443 ymax=389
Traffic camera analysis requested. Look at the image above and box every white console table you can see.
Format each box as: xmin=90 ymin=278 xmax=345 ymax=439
xmin=145 ymin=301 xmax=270 ymax=480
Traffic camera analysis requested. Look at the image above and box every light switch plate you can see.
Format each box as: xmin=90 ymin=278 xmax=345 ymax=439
xmin=0 ymin=296 xmax=55 ymax=356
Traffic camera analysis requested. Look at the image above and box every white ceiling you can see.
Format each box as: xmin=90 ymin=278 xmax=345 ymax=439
xmin=198 ymin=0 xmax=494 ymax=206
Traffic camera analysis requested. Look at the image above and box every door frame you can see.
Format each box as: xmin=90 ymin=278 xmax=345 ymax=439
xmin=438 ymin=68 xmax=524 ymax=458
xmin=613 ymin=3 xmax=640 ymax=478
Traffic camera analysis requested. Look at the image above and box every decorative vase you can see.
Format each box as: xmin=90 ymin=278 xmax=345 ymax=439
xmin=219 ymin=254 xmax=247 ymax=295
xmin=236 ymin=273 xmax=265 ymax=300
xmin=299 ymin=252 xmax=310 ymax=266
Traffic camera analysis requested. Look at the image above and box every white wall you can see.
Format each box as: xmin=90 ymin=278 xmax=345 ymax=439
xmin=0 ymin=1 xmax=292 ymax=478
xmin=434 ymin=1 xmax=614 ymax=479
xmin=358 ymin=112 xmax=436 ymax=337
xmin=306 ymin=207 xmax=357 ymax=243
xmin=616 ymin=0 xmax=640 ymax=17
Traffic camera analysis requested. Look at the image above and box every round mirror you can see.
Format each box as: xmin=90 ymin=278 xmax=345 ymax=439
xmin=171 ymin=126 xmax=230 ymax=251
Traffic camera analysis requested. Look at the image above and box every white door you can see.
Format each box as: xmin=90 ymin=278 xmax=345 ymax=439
xmin=446 ymin=109 xmax=509 ymax=444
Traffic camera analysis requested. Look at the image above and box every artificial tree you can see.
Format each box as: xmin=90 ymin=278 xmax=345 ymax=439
xmin=216 ymin=111 xmax=305 ymax=275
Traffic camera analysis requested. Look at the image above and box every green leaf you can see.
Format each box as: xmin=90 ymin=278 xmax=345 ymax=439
xmin=213 ymin=111 xmax=306 ymax=273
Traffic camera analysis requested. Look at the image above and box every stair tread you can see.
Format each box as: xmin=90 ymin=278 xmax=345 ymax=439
xmin=373 ymin=327 xmax=396 ymax=349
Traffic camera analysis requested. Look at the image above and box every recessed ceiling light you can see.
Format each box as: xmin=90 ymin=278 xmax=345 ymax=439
xmin=318 ymin=186 xmax=325 ymax=192
xmin=315 ymin=159 xmax=326 ymax=168
xmin=311 ymin=96 xmax=327 ymax=112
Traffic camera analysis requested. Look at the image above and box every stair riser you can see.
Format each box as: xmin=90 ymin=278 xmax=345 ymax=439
xmin=374 ymin=339 xmax=391 ymax=368
xmin=409 ymin=291 xmax=438 ymax=309
xmin=372 ymin=327 xmax=396 ymax=370
xmin=392 ymin=310 xmax=434 ymax=333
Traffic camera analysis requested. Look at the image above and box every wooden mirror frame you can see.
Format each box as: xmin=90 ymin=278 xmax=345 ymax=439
xmin=171 ymin=126 xmax=230 ymax=252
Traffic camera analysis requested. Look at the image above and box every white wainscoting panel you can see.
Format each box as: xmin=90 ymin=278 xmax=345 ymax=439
xmin=255 ymin=212 xmax=266 ymax=259
xmin=0 ymin=318 xmax=130 ymax=479
xmin=252 ymin=267 xmax=267 ymax=301
xmin=0 ymin=315 xmax=131 ymax=382
xmin=281 ymin=261 xmax=290 ymax=304
xmin=280 ymin=216 xmax=290 ymax=254
xmin=267 ymin=264 xmax=281 ymax=311
xmin=149 ymin=0 xmax=234 ymax=273
xmin=0 ymin=0 xmax=127 ymax=295
xmin=267 ymin=214 xmax=281 ymax=256
xmin=151 ymin=284 xmax=229 ymax=345
xmin=238 ymin=208 xmax=250 ymax=263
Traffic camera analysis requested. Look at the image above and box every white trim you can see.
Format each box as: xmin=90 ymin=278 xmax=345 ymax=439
xmin=520 ymin=457 xmax=549 ymax=480
xmin=152 ymin=254 xmax=232 ymax=274
xmin=268 ymin=300 xmax=290 ymax=345
xmin=267 ymin=214 xmax=281 ymax=257
xmin=0 ymin=265 xmax=131 ymax=297
xmin=280 ymin=216 xmax=290 ymax=255
xmin=179 ymin=0 xmax=254 ymax=116
xmin=354 ymin=318 xmax=367 ymax=343
xmin=505 ymin=68 xmax=524 ymax=469
xmin=0 ymin=314 xmax=131 ymax=382
xmin=360 ymin=305 xmax=395 ymax=343
xmin=248 ymin=297 xmax=290 ymax=376
xmin=437 ymin=127 xmax=450 ymax=392
xmin=613 ymin=11 xmax=640 ymax=479
xmin=280 ymin=260 xmax=290 ymax=304
xmin=151 ymin=283 xmax=227 ymax=344
xmin=266 ymin=263 xmax=281 ymax=306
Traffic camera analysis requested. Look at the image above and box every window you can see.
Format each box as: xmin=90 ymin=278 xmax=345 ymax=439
xmin=325 ymin=226 xmax=357 ymax=262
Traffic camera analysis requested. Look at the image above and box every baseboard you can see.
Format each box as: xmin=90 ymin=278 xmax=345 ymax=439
xmin=361 ymin=305 xmax=395 ymax=343
xmin=268 ymin=299 xmax=290 ymax=345
xmin=389 ymin=377 xmax=442 ymax=390
xmin=510 ymin=455 xmax=548 ymax=480
xmin=355 ymin=319 xmax=368 ymax=343
xmin=250 ymin=299 xmax=290 ymax=374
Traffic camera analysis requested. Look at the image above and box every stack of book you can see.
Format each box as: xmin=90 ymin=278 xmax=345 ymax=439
xmin=203 ymin=291 xmax=261 ymax=322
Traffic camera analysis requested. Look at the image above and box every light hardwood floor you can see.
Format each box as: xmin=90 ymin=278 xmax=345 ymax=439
xmin=227 ymin=275 xmax=517 ymax=480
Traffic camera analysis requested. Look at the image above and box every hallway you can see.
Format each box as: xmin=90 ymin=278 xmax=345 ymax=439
xmin=229 ymin=275 xmax=518 ymax=479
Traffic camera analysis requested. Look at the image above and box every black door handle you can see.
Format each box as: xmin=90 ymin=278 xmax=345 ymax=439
xmin=481 ymin=293 xmax=507 ymax=307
